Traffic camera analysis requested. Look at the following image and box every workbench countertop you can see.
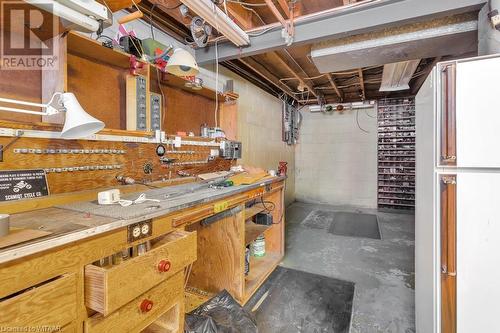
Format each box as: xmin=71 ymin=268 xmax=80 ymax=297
xmin=0 ymin=176 xmax=285 ymax=264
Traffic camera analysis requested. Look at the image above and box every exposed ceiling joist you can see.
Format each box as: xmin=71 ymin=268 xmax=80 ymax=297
xmin=238 ymin=58 xmax=298 ymax=101
xmin=358 ymin=68 xmax=366 ymax=100
xmin=226 ymin=4 xmax=255 ymax=30
xmin=327 ymin=74 xmax=344 ymax=101
xmin=273 ymin=52 xmax=318 ymax=98
xmin=264 ymin=0 xmax=288 ymax=29
xmin=196 ymin=0 xmax=485 ymax=65
xmin=277 ymin=0 xmax=291 ymax=18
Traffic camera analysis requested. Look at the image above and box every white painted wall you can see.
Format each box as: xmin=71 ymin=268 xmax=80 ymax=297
xmin=295 ymin=107 xmax=378 ymax=208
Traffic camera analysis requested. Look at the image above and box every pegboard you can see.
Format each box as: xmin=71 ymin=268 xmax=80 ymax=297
xmin=0 ymin=136 xmax=233 ymax=195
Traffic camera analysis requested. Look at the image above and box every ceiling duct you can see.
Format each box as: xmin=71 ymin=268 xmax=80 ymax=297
xmin=310 ymin=16 xmax=477 ymax=72
xmin=379 ymin=60 xmax=420 ymax=92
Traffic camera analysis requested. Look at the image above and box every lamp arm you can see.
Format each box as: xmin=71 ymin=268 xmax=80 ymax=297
xmin=0 ymin=92 xmax=64 ymax=116
xmin=0 ymin=105 xmax=49 ymax=115
xmin=0 ymin=97 xmax=47 ymax=108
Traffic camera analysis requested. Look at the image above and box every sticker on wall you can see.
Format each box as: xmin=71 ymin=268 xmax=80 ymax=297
xmin=0 ymin=169 xmax=49 ymax=202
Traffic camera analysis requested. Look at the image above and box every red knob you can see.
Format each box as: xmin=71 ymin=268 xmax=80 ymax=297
xmin=140 ymin=299 xmax=153 ymax=313
xmin=157 ymin=260 xmax=171 ymax=273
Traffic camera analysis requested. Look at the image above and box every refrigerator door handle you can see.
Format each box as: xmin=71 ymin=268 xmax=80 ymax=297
xmin=440 ymin=65 xmax=457 ymax=166
xmin=440 ymin=174 xmax=457 ymax=332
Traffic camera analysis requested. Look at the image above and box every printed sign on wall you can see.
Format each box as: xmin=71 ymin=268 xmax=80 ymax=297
xmin=0 ymin=169 xmax=49 ymax=201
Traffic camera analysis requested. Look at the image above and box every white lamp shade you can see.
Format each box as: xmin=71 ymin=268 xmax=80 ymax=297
xmin=60 ymin=93 xmax=105 ymax=139
xmin=166 ymin=48 xmax=199 ymax=77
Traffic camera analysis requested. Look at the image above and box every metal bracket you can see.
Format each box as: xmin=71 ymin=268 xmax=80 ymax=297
xmin=442 ymin=175 xmax=456 ymax=185
xmin=442 ymin=155 xmax=457 ymax=162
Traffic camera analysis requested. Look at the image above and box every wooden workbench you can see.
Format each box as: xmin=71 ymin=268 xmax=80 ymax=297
xmin=0 ymin=177 xmax=286 ymax=332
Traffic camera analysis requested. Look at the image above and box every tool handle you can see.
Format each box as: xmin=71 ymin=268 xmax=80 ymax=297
xmin=118 ymin=11 xmax=143 ymax=24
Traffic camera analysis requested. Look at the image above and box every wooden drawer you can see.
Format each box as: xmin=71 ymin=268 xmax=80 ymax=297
xmin=142 ymin=300 xmax=184 ymax=333
xmin=85 ymin=230 xmax=196 ymax=315
xmin=0 ymin=274 xmax=77 ymax=328
xmin=85 ymin=271 xmax=184 ymax=333
xmin=61 ymin=322 xmax=78 ymax=332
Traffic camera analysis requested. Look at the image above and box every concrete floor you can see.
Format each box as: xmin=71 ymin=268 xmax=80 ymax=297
xmin=282 ymin=201 xmax=415 ymax=333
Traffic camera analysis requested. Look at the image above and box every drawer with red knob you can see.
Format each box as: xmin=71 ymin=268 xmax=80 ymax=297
xmin=84 ymin=230 xmax=197 ymax=315
xmin=85 ymin=271 xmax=184 ymax=333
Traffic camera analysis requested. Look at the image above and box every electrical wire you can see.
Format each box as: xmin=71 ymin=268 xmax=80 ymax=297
xmin=356 ymin=109 xmax=370 ymax=133
xmin=248 ymin=26 xmax=277 ymax=36
xmin=0 ymin=136 xmax=21 ymax=156
xmin=259 ymin=197 xmax=283 ymax=225
xmin=214 ymin=39 xmax=219 ymax=128
xmin=241 ymin=4 xmax=267 ymax=25
xmin=149 ymin=3 xmax=157 ymax=40
xmin=364 ymin=108 xmax=376 ymax=118
xmin=96 ymin=35 xmax=114 ymax=42
xmin=227 ymin=0 xmax=268 ymax=6
xmin=156 ymin=67 xmax=167 ymax=126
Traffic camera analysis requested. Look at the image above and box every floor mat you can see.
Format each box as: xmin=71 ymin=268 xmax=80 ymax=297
xmin=301 ymin=210 xmax=381 ymax=240
xmin=245 ymin=266 xmax=354 ymax=333
xmin=328 ymin=212 xmax=381 ymax=240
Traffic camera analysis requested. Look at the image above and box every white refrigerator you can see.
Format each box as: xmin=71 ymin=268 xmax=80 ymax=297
xmin=416 ymin=54 xmax=500 ymax=333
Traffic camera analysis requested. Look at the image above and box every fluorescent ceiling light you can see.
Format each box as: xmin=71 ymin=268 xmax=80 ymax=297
xmin=26 ymin=0 xmax=111 ymax=32
xmin=179 ymin=0 xmax=250 ymax=47
xmin=379 ymin=60 xmax=421 ymax=92
xmin=309 ymin=101 xmax=375 ymax=113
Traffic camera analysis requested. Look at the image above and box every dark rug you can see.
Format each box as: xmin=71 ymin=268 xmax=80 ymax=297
xmin=328 ymin=212 xmax=381 ymax=240
xmin=301 ymin=210 xmax=381 ymax=240
xmin=245 ymin=267 xmax=355 ymax=333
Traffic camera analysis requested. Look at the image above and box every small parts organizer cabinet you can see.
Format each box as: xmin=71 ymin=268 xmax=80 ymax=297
xmin=0 ymin=213 xmax=197 ymax=333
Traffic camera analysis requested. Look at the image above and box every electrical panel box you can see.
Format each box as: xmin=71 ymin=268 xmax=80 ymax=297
xmin=220 ymin=141 xmax=242 ymax=160
xmin=282 ymin=103 xmax=300 ymax=145
xmin=126 ymin=75 xmax=148 ymax=131
xmin=150 ymin=92 xmax=162 ymax=131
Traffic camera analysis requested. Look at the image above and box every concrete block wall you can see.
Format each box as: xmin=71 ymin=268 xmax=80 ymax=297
xmin=295 ymin=107 xmax=378 ymax=208
xmin=201 ymin=65 xmax=295 ymax=205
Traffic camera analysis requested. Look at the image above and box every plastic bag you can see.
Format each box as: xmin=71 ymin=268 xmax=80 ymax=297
xmin=185 ymin=290 xmax=258 ymax=333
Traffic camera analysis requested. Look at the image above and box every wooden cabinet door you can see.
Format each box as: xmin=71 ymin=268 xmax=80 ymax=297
xmin=440 ymin=175 xmax=456 ymax=333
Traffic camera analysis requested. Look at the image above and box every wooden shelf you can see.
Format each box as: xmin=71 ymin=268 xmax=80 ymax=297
xmin=244 ymin=204 xmax=266 ymax=220
xmin=244 ymin=252 xmax=282 ymax=301
xmin=67 ymin=32 xmax=136 ymax=69
xmin=245 ymin=221 xmax=271 ymax=246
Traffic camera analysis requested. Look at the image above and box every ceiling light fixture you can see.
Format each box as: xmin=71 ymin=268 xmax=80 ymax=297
xmin=179 ymin=0 xmax=250 ymax=47
xmin=379 ymin=60 xmax=421 ymax=92
xmin=165 ymin=48 xmax=200 ymax=77
xmin=0 ymin=93 xmax=104 ymax=139
xmin=27 ymin=0 xmax=111 ymax=33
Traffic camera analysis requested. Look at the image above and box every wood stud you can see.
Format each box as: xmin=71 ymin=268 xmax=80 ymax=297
xmin=358 ymin=68 xmax=366 ymax=101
